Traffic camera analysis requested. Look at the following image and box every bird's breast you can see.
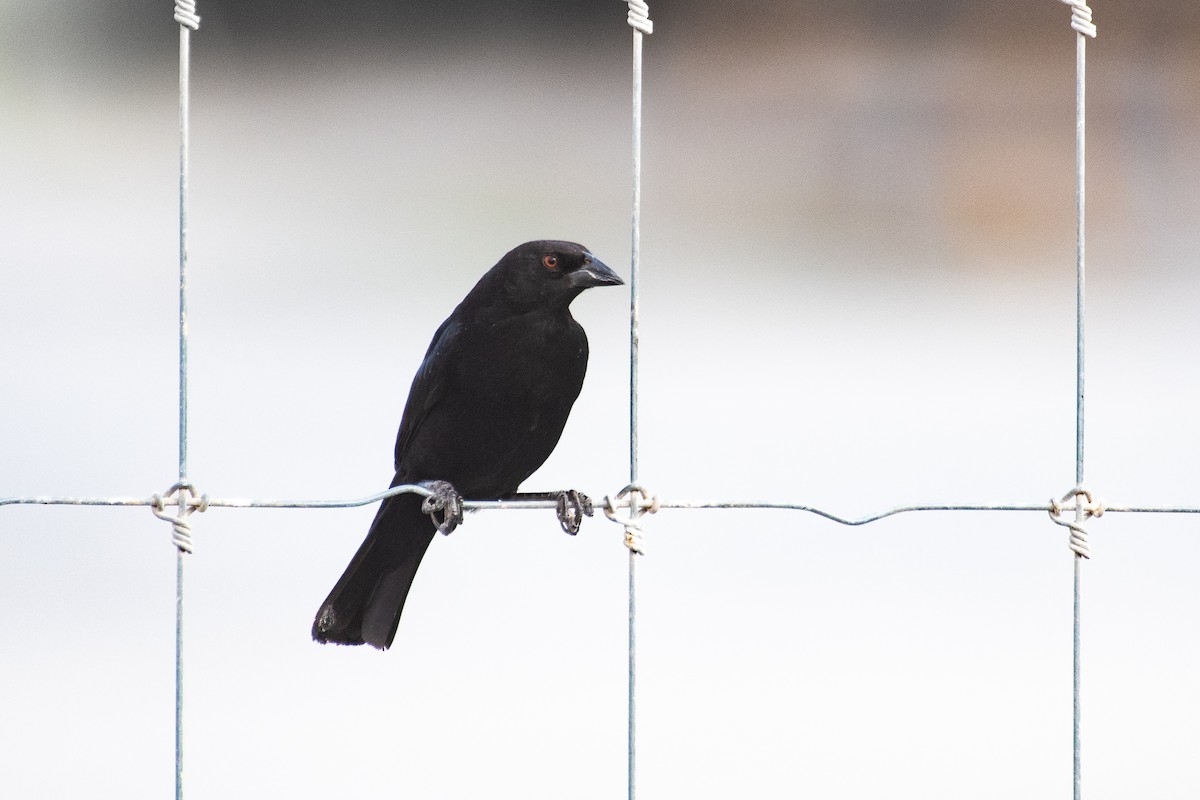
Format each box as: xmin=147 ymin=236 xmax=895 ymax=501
xmin=464 ymin=317 xmax=587 ymax=397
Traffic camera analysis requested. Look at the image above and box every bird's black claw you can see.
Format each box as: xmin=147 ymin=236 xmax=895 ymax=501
xmin=421 ymin=480 xmax=463 ymax=535
xmin=555 ymin=490 xmax=594 ymax=535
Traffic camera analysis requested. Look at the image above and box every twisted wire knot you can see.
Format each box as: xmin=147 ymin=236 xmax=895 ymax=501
xmin=625 ymin=1 xmax=653 ymax=35
xmin=1048 ymin=486 xmax=1104 ymax=559
xmin=603 ymin=484 xmax=659 ymax=555
xmin=151 ymin=481 xmax=208 ymax=554
xmin=1058 ymin=0 xmax=1096 ymax=38
xmin=174 ymin=0 xmax=200 ymax=31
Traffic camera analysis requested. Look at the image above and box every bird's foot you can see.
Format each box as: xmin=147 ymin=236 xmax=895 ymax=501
xmin=555 ymin=490 xmax=594 ymax=535
xmin=420 ymin=480 xmax=463 ymax=535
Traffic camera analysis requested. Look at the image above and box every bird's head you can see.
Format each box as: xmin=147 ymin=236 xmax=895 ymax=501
xmin=489 ymin=240 xmax=624 ymax=311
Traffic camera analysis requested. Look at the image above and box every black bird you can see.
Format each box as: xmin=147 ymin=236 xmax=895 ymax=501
xmin=313 ymin=240 xmax=623 ymax=649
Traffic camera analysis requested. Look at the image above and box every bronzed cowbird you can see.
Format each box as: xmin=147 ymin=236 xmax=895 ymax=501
xmin=313 ymin=240 xmax=623 ymax=649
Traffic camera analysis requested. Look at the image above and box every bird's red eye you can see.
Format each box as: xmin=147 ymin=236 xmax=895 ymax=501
xmin=542 ymin=254 xmax=559 ymax=270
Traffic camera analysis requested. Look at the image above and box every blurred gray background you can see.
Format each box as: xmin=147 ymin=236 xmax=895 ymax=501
xmin=2 ymin=1 xmax=1198 ymax=797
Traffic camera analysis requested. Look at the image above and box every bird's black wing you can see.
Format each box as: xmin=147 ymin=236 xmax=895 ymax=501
xmin=393 ymin=315 xmax=462 ymax=470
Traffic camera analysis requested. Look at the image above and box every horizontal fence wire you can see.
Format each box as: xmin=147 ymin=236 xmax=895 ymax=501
xmin=6 ymin=489 xmax=1200 ymax=520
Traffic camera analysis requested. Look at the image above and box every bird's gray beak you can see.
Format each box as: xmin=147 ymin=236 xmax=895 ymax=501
xmin=568 ymin=255 xmax=624 ymax=289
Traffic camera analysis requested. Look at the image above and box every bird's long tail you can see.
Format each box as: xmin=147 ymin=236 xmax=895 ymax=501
xmin=312 ymin=487 xmax=437 ymax=650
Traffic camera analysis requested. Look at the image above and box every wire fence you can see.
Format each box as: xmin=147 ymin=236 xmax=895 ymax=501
xmin=5 ymin=1 xmax=1194 ymax=798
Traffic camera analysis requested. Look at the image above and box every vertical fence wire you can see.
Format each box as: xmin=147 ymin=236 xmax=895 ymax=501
xmin=173 ymin=2 xmax=200 ymax=798
xmin=1063 ymin=4 xmax=1094 ymax=798
xmin=1056 ymin=2 xmax=1097 ymax=797
xmin=176 ymin=18 xmax=189 ymax=799
xmin=625 ymin=4 xmax=652 ymax=799
xmin=627 ymin=24 xmax=644 ymax=800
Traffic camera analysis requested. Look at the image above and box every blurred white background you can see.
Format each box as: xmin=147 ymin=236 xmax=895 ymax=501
xmin=2 ymin=1 xmax=1198 ymax=798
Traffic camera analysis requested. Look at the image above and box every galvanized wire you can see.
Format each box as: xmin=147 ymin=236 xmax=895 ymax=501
xmin=173 ymin=3 xmax=200 ymax=799
xmin=12 ymin=489 xmax=1200 ymax=521
xmin=1059 ymin=3 xmax=1097 ymax=797
xmin=624 ymin=4 xmax=652 ymax=798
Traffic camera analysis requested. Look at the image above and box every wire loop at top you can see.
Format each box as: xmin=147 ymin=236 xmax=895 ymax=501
xmin=625 ymin=0 xmax=653 ymax=35
xmin=1058 ymin=0 xmax=1096 ymax=38
xmin=174 ymin=0 xmax=200 ymax=31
